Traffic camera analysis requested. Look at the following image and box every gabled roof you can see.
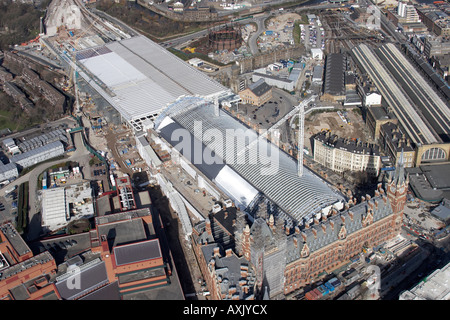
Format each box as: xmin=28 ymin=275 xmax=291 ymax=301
xmin=286 ymin=193 xmax=393 ymax=262
xmin=247 ymin=79 xmax=272 ymax=97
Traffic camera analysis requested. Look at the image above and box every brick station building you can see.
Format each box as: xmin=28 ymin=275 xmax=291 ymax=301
xmin=234 ymin=162 xmax=408 ymax=298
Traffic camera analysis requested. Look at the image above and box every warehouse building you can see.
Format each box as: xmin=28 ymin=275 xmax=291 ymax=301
xmin=0 ymin=205 xmax=184 ymax=300
xmin=18 ymin=129 xmax=69 ymax=153
xmin=0 ymin=223 xmax=59 ymax=300
xmin=0 ymin=162 xmax=18 ymax=182
xmin=10 ymin=141 xmax=65 ymax=169
xmin=321 ymin=53 xmax=347 ymax=102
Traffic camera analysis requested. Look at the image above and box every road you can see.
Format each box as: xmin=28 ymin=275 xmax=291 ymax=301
xmin=90 ymin=8 xmax=141 ymax=37
xmin=156 ymin=2 xmax=339 ymax=50
xmin=249 ymin=14 xmax=269 ymax=55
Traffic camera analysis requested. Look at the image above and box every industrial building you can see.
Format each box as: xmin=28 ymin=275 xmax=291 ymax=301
xmin=352 ymin=44 xmax=450 ymax=167
xmin=41 ymin=187 xmax=69 ymax=232
xmin=74 ymin=35 xmax=231 ymax=131
xmin=321 ymin=53 xmax=347 ymax=102
xmin=0 ymin=162 xmax=19 ymax=182
xmin=10 ymin=141 xmax=65 ymax=169
xmin=0 ymin=203 xmax=184 ymax=299
xmin=312 ymin=65 xmax=324 ymax=84
xmin=2 ymin=138 xmax=19 ymax=155
xmin=251 ymin=63 xmax=302 ymax=92
xmin=18 ymin=129 xmax=69 ymax=153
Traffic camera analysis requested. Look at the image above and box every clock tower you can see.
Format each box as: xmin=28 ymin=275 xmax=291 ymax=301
xmin=386 ymin=152 xmax=408 ymax=234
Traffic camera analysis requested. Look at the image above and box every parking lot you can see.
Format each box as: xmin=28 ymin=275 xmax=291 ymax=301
xmin=300 ymin=20 xmax=325 ymax=50
xmin=235 ymin=87 xmax=298 ymax=130
xmin=0 ymin=188 xmax=18 ymax=225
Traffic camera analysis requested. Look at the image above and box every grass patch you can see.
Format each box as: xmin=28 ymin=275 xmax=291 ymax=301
xmin=0 ymin=108 xmax=28 ymax=132
xmin=167 ymin=48 xmax=230 ymax=67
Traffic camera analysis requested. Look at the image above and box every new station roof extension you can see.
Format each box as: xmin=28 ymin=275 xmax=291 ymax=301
xmin=76 ymin=35 xmax=229 ymax=130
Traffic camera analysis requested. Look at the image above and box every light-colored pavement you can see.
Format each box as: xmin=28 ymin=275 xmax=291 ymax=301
xmin=249 ymin=15 xmax=269 ymax=55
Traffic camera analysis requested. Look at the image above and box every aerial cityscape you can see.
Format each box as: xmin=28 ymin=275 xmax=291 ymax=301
xmin=0 ymin=0 xmax=448 ymax=304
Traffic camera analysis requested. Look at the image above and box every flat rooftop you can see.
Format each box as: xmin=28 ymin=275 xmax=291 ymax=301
xmin=0 ymin=223 xmax=31 ymax=257
xmin=97 ymin=218 xmax=147 ymax=249
xmin=55 ymin=259 xmax=109 ymax=300
xmin=406 ymin=163 xmax=450 ymax=202
xmin=400 ymin=262 xmax=450 ymax=300
xmin=113 ymin=239 xmax=162 ymax=266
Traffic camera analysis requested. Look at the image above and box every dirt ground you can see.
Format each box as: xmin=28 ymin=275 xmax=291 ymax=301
xmin=266 ymin=12 xmax=303 ymax=30
xmin=304 ymin=108 xmax=373 ymax=151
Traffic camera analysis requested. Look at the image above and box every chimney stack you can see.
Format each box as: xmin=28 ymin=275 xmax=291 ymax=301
xmin=206 ymin=218 xmax=212 ymax=235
